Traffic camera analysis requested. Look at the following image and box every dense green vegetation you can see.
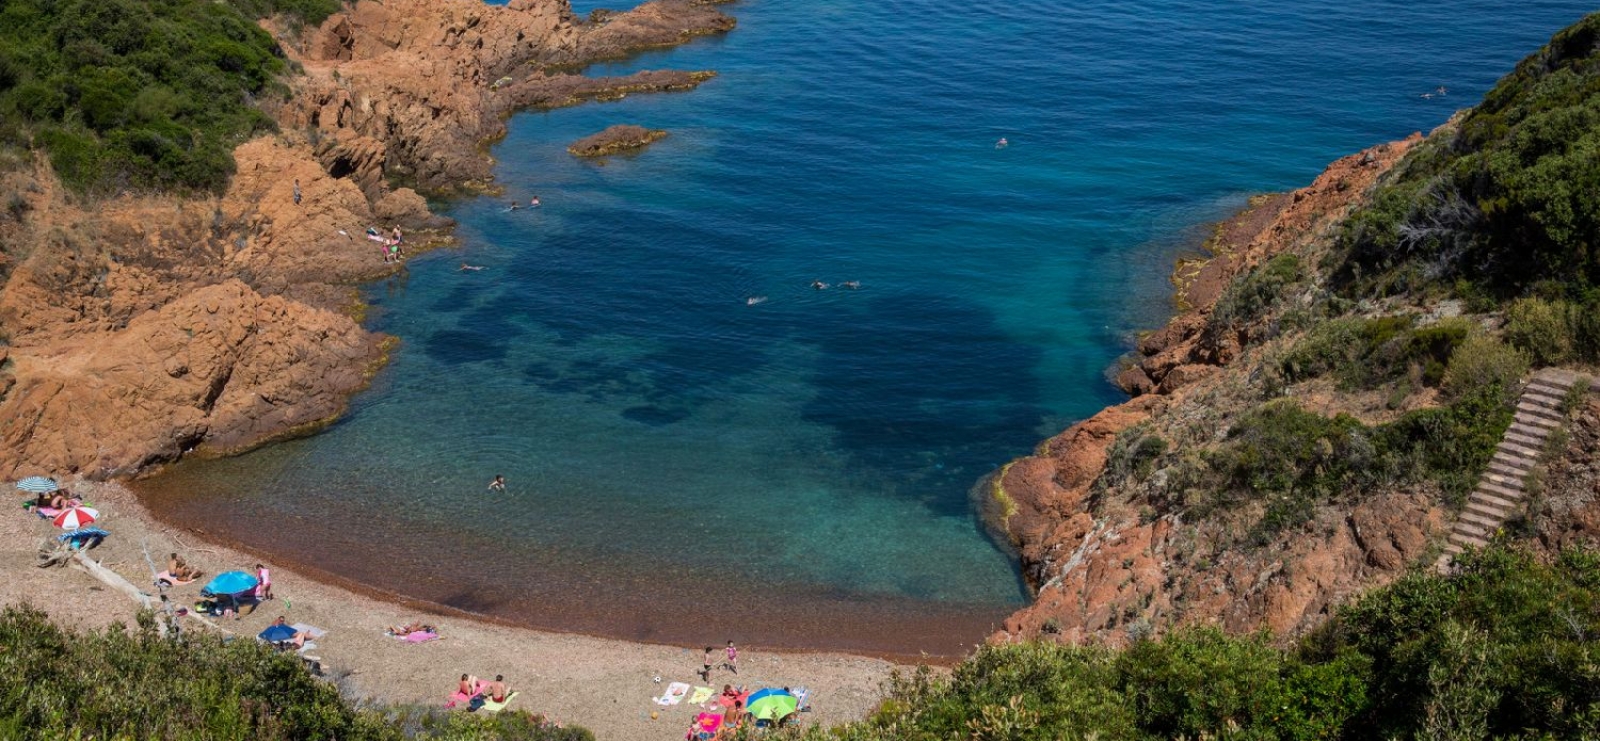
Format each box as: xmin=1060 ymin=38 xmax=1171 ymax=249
xmin=0 ymin=605 xmax=591 ymax=740
xmin=1333 ymin=12 xmax=1600 ymax=300
xmin=758 ymin=547 xmax=1599 ymax=741
xmin=0 ymin=0 xmax=337 ymax=195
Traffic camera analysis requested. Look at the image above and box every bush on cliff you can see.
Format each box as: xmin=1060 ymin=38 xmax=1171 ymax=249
xmin=0 ymin=604 xmax=591 ymax=741
xmin=1333 ymin=11 xmax=1600 ymax=299
xmin=0 ymin=0 xmax=331 ymax=195
xmin=759 ymin=547 xmax=1598 ymax=741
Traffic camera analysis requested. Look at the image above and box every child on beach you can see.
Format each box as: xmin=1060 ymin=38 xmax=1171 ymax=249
xmin=700 ymin=646 xmax=716 ymax=682
xmin=256 ymin=563 xmax=273 ymax=600
xmin=724 ymin=640 xmax=739 ymax=674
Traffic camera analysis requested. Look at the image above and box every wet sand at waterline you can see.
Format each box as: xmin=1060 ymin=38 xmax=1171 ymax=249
xmin=2 ymin=481 xmax=901 ymax=740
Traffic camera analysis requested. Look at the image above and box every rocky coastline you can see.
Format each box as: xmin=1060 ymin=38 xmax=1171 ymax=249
xmin=987 ymin=135 xmax=1442 ymax=645
xmin=0 ymin=0 xmax=735 ymax=479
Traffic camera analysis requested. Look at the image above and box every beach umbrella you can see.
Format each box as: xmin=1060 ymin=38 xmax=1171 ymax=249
xmin=16 ymin=476 xmax=58 ymax=493
xmin=201 ymin=570 xmax=259 ymax=597
xmin=259 ymin=623 xmax=297 ymax=643
xmin=745 ymin=688 xmax=798 ymax=722
xmin=51 ymin=506 xmax=98 ymax=530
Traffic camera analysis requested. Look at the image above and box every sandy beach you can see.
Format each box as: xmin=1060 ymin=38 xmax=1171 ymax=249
xmin=3 ymin=480 xmax=900 ymax=740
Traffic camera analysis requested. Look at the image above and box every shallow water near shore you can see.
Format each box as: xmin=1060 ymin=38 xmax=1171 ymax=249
xmin=139 ymin=0 xmax=1593 ymax=655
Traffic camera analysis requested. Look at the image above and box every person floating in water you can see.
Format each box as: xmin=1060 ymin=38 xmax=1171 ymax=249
xmin=745 ymin=296 xmax=768 ymax=306
xmin=995 ymin=137 xmax=1009 ymax=149
xmin=460 ymin=263 xmax=484 ymax=271
xmin=530 ymin=196 xmax=541 ymax=207
xmin=811 ymin=279 xmax=829 ymax=290
xmin=487 ymin=475 xmax=506 ymax=492
xmin=839 ymin=280 xmax=861 ymax=289
xmin=506 ymin=202 xmax=520 ymax=212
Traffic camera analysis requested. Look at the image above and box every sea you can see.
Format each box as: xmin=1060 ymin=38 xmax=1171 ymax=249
xmin=138 ymin=0 xmax=1596 ymax=656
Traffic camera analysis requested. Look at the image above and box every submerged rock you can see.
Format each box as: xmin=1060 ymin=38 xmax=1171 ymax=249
xmin=567 ymin=125 xmax=669 ymax=157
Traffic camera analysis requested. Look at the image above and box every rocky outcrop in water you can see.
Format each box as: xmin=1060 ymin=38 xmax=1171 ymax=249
xmin=0 ymin=0 xmax=736 ymax=478
xmin=568 ymin=125 xmax=669 ymax=157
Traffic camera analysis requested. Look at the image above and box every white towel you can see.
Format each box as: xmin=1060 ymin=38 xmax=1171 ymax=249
xmin=654 ymin=681 xmax=691 ymax=705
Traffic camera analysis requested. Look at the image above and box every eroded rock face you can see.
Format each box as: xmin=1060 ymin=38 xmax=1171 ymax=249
xmin=993 ymin=135 xmax=1444 ymax=647
xmin=279 ymin=0 xmax=733 ymax=191
xmin=1 ymin=281 xmax=382 ymax=477
xmin=0 ymin=0 xmax=739 ymax=478
xmin=568 ymin=124 xmax=669 ymax=157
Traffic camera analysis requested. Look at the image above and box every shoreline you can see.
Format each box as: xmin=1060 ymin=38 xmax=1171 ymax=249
xmin=3 ymin=479 xmax=900 ymax=739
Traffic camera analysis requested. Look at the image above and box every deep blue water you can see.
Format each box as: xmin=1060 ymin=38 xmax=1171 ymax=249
xmin=143 ymin=0 xmax=1594 ymax=654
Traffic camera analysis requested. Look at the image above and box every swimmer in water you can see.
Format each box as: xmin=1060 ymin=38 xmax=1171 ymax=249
xmin=530 ymin=196 xmax=541 ymax=207
xmin=745 ymin=296 xmax=768 ymax=306
xmin=1436 ymin=86 xmax=1448 ymax=95
xmin=995 ymin=137 xmax=1008 ymax=149
xmin=811 ymin=279 xmax=829 ymax=290
xmin=506 ymin=202 xmax=520 ymax=212
xmin=840 ymin=280 xmax=861 ymax=289
xmin=460 ymin=263 xmax=484 ymax=271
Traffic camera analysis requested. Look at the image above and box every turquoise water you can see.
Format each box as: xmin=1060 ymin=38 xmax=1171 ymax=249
xmin=142 ymin=1 xmax=1594 ymax=654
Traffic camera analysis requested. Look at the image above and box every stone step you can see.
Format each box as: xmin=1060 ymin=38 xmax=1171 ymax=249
xmin=1490 ymin=451 xmax=1537 ymax=471
xmin=1522 ymin=389 xmax=1566 ymax=410
xmin=1505 ymin=421 xmax=1552 ymax=438
xmin=1531 ymin=370 xmax=1579 ymax=389
xmin=1470 ymin=489 xmax=1520 ymax=510
xmin=1483 ymin=468 xmax=1527 ymax=488
xmin=1496 ymin=440 xmax=1543 ymax=459
xmin=1512 ymin=412 xmax=1561 ymax=432
xmin=1516 ymin=400 xmax=1566 ymax=424
xmin=1458 ymin=509 xmax=1501 ymax=529
xmin=1452 ymin=530 xmax=1490 ymax=548
xmin=1454 ymin=517 xmax=1493 ymax=537
xmin=1478 ymin=481 xmax=1524 ymax=500
xmin=1443 ymin=541 xmax=1465 ymax=555
xmin=1464 ymin=499 xmax=1510 ymax=520
xmin=1485 ymin=466 xmax=1530 ymax=486
xmin=1503 ymin=430 xmax=1547 ymax=449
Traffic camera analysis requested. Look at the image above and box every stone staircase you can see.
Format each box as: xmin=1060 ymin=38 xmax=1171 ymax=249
xmin=1441 ymin=368 xmax=1585 ymax=564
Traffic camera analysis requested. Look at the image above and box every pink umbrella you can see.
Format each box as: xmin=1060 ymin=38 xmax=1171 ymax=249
xmin=53 ymin=506 xmax=99 ymax=530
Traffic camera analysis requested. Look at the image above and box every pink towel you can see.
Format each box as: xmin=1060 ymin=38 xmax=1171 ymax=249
xmin=445 ymin=680 xmax=484 ymax=708
xmin=403 ymin=631 xmax=439 ymax=643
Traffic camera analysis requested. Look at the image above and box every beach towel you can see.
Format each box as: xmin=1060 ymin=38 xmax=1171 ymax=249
xmin=399 ymin=630 xmax=439 ymax=643
xmin=445 ymin=678 xmax=485 ymax=709
xmin=478 ymin=690 xmax=519 ymax=714
xmin=793 ymin=686 xmax=813 ymax=711
xmin=155 ymin=571 xmax=195 ymax=586
xmin=689 ymin=712 xmax=723 ymax=740
xmin=654 ymin=682 xmax=691 ymax=705
xmin=35 ymin=506 xmax=60 ymax=519
xmin=689 ymin=686 xmax=714 ymax=705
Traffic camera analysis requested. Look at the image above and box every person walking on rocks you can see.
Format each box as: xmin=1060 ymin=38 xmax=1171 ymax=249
xmin=293 ymin=179 xmax=302 ymax=206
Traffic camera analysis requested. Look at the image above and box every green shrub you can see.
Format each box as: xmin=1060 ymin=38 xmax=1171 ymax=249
xmin=0 ymin=0 xmax=321 ymax=194
xmin=1279 ymin=315 xmax=1468 ymax=392
xmin=1212 ymin=254 xmax=1303 ymax=330
xmin=1440 ymin=334 xmax=1528 ymax=405
xmin=1333 ymin=12 xmax=1600 ymax=299
xmin=0 ymin=605 xmax=594 ymax=740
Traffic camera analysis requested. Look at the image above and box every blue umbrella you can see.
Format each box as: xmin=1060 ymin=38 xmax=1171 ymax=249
xmin=16 ymin=477 xmax=58 ymax=494
xmin=201 ymin=570 xmax=259 ymax=597
xmin=259 ymin=623 xmax=297 ymax=643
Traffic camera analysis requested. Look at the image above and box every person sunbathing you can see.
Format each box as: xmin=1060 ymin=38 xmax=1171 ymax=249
xmin=168 ymin=553 xmax=203 ymax=581
xmin=389 ymin=621 xmax=435 ymax=636
xmin=268 ymin=616 xmax=307 ymax=648
xmin=482 ymin=675 xmax=510 ymax=704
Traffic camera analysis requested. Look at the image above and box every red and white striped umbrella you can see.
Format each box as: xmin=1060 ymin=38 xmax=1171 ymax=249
xmin=52 ymin=506 xmax=99 ymax=530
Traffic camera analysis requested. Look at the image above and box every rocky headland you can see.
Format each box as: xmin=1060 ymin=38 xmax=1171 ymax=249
xmin=988 ymin=135 xmax=1450 ymax=644
xmin=567 ymin=124 xmax=670 ymax=157
xmin=0 ymin=0 xmax=734 ymax=478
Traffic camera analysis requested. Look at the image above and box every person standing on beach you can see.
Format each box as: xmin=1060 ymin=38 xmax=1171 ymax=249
xmin=255 ymin=563 xmax=273 ymax=600
xmin=488 ymin=475 xmax=507 ymax=492
xmin=700 ymin=646 xmax=716 ymax=682
xmin=724 ymin=640 xmax=739 ymax=675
